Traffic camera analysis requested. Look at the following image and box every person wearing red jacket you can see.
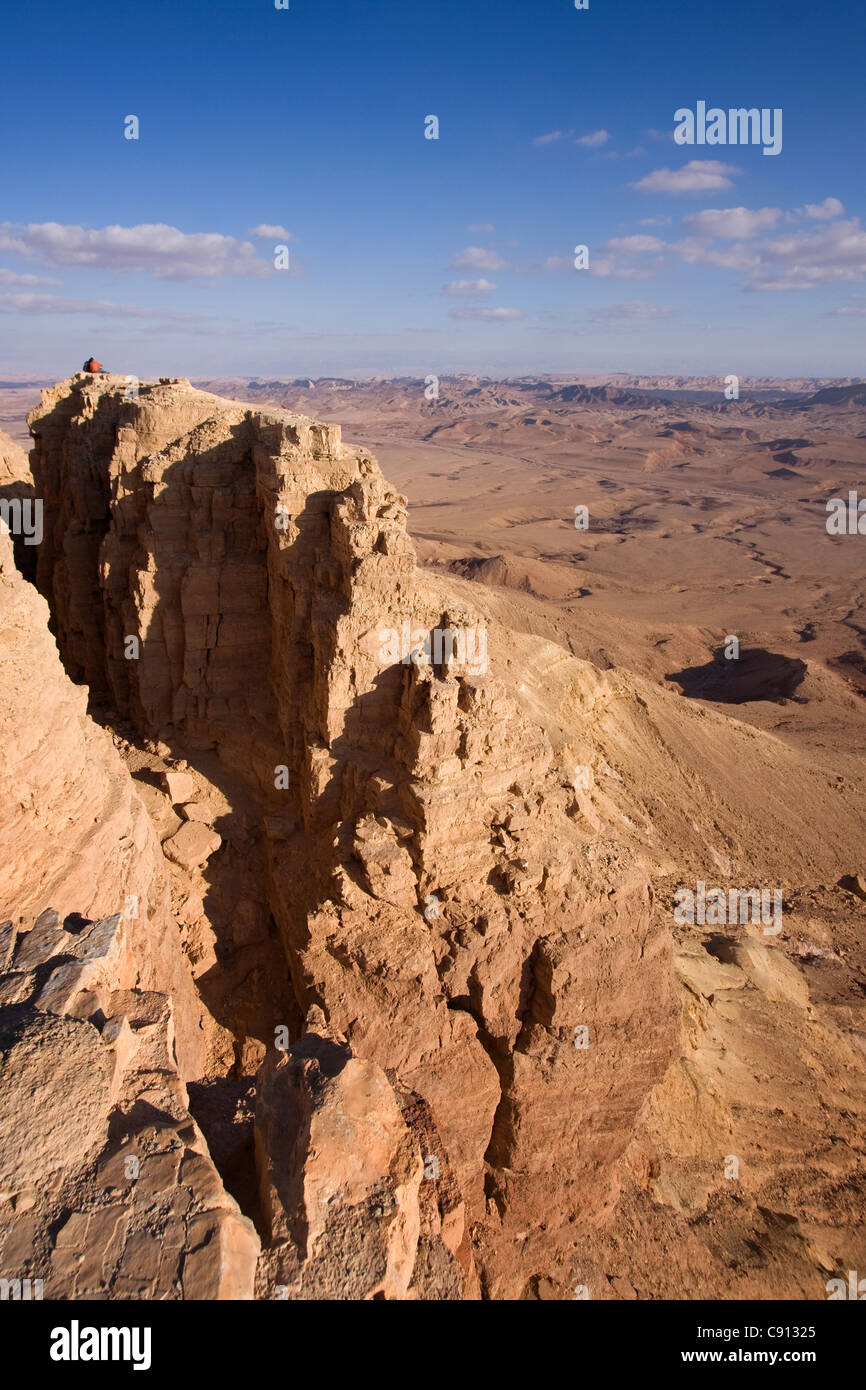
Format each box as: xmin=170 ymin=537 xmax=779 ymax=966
xmin=82 ymin=357 xmax=104 ymax=372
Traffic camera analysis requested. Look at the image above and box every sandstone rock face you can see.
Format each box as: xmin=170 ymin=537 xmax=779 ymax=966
xmin=254 ymin=1009 xmax=467 ymax=1299
xmin=0 ymin=525 xmax=259 ymax=1297
xmin=21 ymin=375 xmax=682 ymax=1297
xmin=0 ymin=1006 xmax=115 ymax=1190
xmin=0 ymin=427 xmax=31 ymax=490
xmin=0 ymin=908 xmax=260 ymax=1300
xmin=0 ymin=525 xmax=207 ymax=1076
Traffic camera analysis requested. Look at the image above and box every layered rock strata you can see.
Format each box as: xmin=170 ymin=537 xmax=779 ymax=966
xmin=19 ymin=375 xmax=680 ymax=1297
xmin=0 ymin=525 xmax=258 ymax=1297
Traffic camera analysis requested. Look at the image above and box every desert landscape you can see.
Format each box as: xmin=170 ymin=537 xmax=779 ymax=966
xmin=1 ymin=0 xmax=864 ymax=1344
xmin=1 ymin=369 xmax=864 ymax=1306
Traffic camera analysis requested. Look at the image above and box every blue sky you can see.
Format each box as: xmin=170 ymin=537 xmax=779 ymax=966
xmin=1 ymin=0 xmax=864 ymax=378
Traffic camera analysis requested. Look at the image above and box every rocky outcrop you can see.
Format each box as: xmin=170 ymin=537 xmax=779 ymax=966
xmin=23 ymin=374 xmax=680 ymax=1297
xmin=254 ymin=1007 xmax=472 ymax=1299
xmin=0 ymin=523 xmax=207 ymax=1076
xmin=0 ymin=523 xmax=259 ymax=1297
xmin=0 ymin=427 xmax=30 ymax=490
xmin=0 ymin=907 xmax=259 ymax=1300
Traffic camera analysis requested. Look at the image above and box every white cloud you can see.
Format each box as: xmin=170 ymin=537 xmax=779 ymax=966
xmin=576 ymin=129 xmax=611 ymax=148
xmin=590 ymin=257 xmax=657 ymax=280
xmin=631 ymin=160 xmax=740 ymax=193
xmin=589 ymin=301 xmax=673 ymax=322
xmin=745 ymin=270 xmax=828 ymax=291
xmin=0 ymin=293 xmax=213 ymax=320
xmin=683 ymin=206 xmax=782 ymax=239
xmin=671 ymin=237 xmax=761 ymax=269
xmin=796 ymin=197 xmax=845 ymax=222
xmin=0 ymin=222 xmax=273 ymax=280
xmin=467 ymin=223 xmax=495 ymax=232
xmin=749 ymin=218 xmax=866 ymax=289
xmin=450 ymin=246 xmax=507 ymax=271
xmin=605 ymin=235 xmax=665 ymax=253
xmin=591 ymin=228 xmax=764 ymax=279
xmin=508 ymin=194 xmax=863 ymax=300
xmin=0 ymin=268 xmax=61 ymax=286
xmin=640 ymin=216 xmax=672 ymax=227
xmin=449 ymin=306 xmax=523 ymax=321
xmin=590 ymin=235 xmax=665 ymax=280
xmin=593 ymin=208 xmax=866 ymax=289
xmin=248 ymin=224 xmax=290 ymax=239
xmin=533 ymin=130 xmax=572 ymax=146
xmin=442 ymin=278 xmax=498 ymax=297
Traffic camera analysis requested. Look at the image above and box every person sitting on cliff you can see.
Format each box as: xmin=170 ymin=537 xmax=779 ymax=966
xmin=82 ymin=356 xmax=104 ymax=373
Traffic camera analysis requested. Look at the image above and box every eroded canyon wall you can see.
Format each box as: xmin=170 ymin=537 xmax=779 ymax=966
xmin=20 ymin=374 xmax=680 ymax=1297
xmin=0 ymin=524 xmax=259 ymax=1298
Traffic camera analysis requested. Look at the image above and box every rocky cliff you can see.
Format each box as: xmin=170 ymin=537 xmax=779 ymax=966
xmin=3 ymin=373 xmax=864 ymax=1299
xmin=0 ymin=523 xmax=258 ymax=1298
xmin=10 ymin=374 xmax=678 ymax=1296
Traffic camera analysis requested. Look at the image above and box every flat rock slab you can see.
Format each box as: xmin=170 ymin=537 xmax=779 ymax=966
xmin=162 ymin=771 xmax=195 ymax=804
xmin=163 ymin=821 xmax=221 ymax=871
xmin=0 ymin=1008 xmax=114 ymax=1191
